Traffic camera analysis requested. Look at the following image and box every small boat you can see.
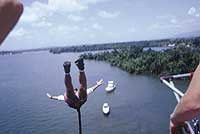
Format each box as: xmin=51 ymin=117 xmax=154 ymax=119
xmin=102 ymin=103 xmax=110 ymax=115
xmin=105 ymin=81 xmax=116 ymax=93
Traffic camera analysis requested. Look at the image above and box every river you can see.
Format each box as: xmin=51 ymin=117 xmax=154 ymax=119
xmin=0 ymin=51 xmax=189 ymax=134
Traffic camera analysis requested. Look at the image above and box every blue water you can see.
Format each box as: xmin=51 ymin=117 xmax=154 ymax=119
xmin=143 ymin=46 xmax=171 ymax=52
xmin=0 ymin=52 xmax=189 ymax=134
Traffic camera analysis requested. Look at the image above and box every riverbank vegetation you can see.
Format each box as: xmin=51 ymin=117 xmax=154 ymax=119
xmin=49 ymin=37 xmax=200 ymax=54
xmin=81 ymin=46 xmax=200 ymax=75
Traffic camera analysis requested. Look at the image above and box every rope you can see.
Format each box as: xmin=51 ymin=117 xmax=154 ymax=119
xmin=77 ymin=108 xmax=82 ymax=134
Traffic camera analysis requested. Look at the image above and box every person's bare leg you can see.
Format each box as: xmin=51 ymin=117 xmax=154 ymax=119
xmin=78 ymin=71 xmax=87 ymax=100
xmin=0 ymin=0 xmax=23 ymax=44
xmin=75 ymin=58 xmax=87 ymax=101
xmin=65 ymin=74 xmax=76 ymax=97
xmin=63 ymin=62 xmax=75 ymax=97
xmin=64 ymin=61 xmax=85 ymax=109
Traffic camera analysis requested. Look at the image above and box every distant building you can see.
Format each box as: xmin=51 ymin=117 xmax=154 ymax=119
xmin=168 ymin=44 xmax=175 ymax=47
xmin=186 ymin=44 xmax=190 ymax=48
xmin=179 ymin=43 xmax=186 ymax=46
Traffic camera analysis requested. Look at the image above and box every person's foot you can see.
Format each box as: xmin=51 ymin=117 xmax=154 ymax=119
xmin=75 ymin=58 xmax=84 ymax=70
xmin=63 ymin=61 xmax=71 ymax=73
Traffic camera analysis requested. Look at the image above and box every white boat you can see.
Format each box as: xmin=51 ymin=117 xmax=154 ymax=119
xmin=102 ymin=103 xmax=110 ymax=115
xmin=105 ymin=81 xmax=116 ymax=93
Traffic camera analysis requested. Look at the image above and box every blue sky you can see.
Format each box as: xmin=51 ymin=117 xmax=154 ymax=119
xmin=1 ymin=0 xmax=200 ymax=50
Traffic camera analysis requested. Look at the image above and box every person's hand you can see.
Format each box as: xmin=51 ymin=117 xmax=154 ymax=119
xmin=46 ymin=93 xmax=52 ymax=99
xmin=170 ymin=119 xmax=183 ymax=134
xmin=96 ymin=79 xmax=103 ymax=86
xmin=169 ymin=118 xmax=190 ymax=134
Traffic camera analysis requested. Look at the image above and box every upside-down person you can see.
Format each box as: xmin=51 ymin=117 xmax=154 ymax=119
xmin=170 ymin=64 xmax=200 ymax=134
xmin=47 ymin=58 xmax=103 ymax=109
xmin=0 ymin=0 xmax=23 ymax=44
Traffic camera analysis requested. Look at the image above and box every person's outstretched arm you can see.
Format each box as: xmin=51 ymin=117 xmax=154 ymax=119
xmin=46 ymin=93 xmax=64 ymax=101
xmin=0 ymin=0 xmax=23 ymax=44
xmin=170 ymin=64 xmax=200 ymax=133
xmin=87 ymin=79 xmax=103 ymax=95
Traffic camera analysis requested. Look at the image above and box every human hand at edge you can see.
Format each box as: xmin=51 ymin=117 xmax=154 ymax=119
xmin=169 ymin=115 xmax=190 ymax=134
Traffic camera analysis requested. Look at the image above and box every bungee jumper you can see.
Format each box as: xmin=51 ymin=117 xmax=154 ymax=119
xmin=47 ymin=58 xmax=103 ymax=134
xmin=47 ymin=58 xmax=103 ymax=104
xmin=160 ymin=64 xmax=200 ymax=134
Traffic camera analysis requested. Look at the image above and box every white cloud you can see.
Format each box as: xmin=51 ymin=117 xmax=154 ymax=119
xmin=149 ymin=23 xmax=160 ymax=30
xmin=52 ymin=25 xmax=80 ymax=33
xmin=2 ymin=0 xmax=121 ymax=50
xmin=83 ymin=27 xmax=89 ymax=32
xmin=20 ymin=0 xmax=91 ymax=24
xmin=20 ymin=1 xmax=51 ymax=23
xmin=68 ymin=14 xmax=84 ymax=22
xmin=32 ymin=19 xmax=53 ymax=27
xmin=108 ymin=31 xmax=113 ymax=36
xmin=10 ymin=27 xmax=28 ymax=37
xmin=92 ymin=23 xmax=103 ymax=30
xmin=19 ymin=0 xmax=109 ymax=35
xmin=156 ymin=15 xmax=175 ymax=19
xmin=149 ymin=22 xmax=181 ymax=31
xmin=130 ymin=27 xmax=136 ymax=33
xmin=84 ymin=0 xmax=110 ymax=4
xmin=188 ymin=7 xmax=196 ymax=16
xmin=98 ymin=10 xmax=120 ymax=19
xmin=17 ymin=1 xmax=84 ymax=39
xmin=170 ymin=19 xmax=177 ymax=24
xmin=188 ymin=7 xmax=200 ymax=18
xmin=48 ymin=0 xmax=87 ymax=12
xmin=89 ymin=34 xmax=95 ymax=38
xmin=156 ymin=14 xmax=178 ymax=24
xmin=19 ymin=0 xmax=112 ymax=32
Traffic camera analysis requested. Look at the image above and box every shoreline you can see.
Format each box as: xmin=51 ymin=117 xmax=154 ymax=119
xmin=81 ymin=46 xmax=199 ymax=76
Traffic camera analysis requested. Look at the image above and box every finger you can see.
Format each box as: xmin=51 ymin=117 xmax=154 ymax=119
xmin=171 ymin=126 xmax=184 ymax=134
xmin=176 ymin=127 xmax=184 ymax=134
xmin=183 ymin=125 xmax=190 ymax=134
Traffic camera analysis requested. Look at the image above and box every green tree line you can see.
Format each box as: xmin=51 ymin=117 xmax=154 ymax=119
xmin=81 ymin=46 xmax=200 ymax=75
xmin=49 ymin=37 xmax=200 ymax=54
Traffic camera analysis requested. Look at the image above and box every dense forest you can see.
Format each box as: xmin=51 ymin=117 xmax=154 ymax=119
xmin=81 ymin=46 xmax=200 ymax=76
